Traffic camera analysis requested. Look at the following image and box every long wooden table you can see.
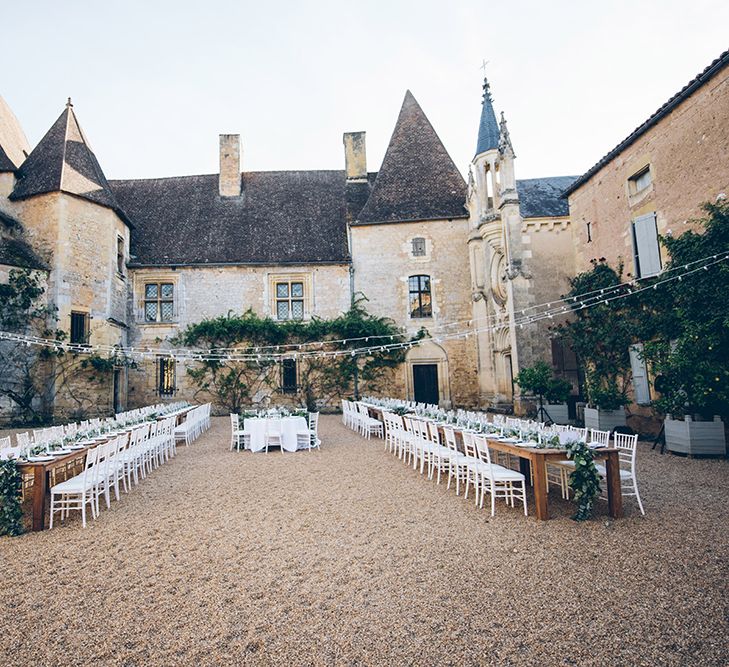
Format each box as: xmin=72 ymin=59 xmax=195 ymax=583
xmin=16 ymin=406 xmax=194 ymax=532
xmin=484 ymin=438 xmax=622 ymax=521
xmin=365 ymin=405 xmax=623 ymax=521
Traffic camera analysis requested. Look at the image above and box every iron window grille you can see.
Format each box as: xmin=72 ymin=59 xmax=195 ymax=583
xmin=157 ymin=358 xmax=176 ymax=396
xmin=70 ymin=312 xmax=89 ymax=345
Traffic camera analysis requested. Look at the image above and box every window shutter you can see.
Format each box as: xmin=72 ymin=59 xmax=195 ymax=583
xmin=633 ymin=213 xmax=661 ymax=278
xmin=629 ymin=344 xmax=650 ymax=405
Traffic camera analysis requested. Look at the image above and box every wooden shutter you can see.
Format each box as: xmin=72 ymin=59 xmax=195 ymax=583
xmin=629 ymin=344 xmax=651 ymax=405
xmin=632 ymin=212 xmax=661 ymax=278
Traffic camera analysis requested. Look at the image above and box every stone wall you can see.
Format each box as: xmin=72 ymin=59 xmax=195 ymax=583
xmin=350 ymin=218 xmax=479 ymax=408
xmin=126 ymin=263 xmax=352 ymax=411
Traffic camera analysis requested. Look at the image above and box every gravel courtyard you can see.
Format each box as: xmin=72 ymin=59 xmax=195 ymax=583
xmin=1 ymin=416 xmax=727 ymax=666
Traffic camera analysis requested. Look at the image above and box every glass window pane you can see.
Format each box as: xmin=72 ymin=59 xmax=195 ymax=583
xmin=291 ymin=282 xmax=304 ymax=297
xmin=160 ymin=302 xmax=174 ymax=321
xmin=421 ymin=276 xmax=430 ymax=291
xmin=410 ymin=296 xmax=421 ymax=318
xmin=409 ymin=276 xmax=419 ymax=291
xmin=145 ymin=302 xmax=158 ymax=321
xmin=161 ymin=283 xmax=174 ymax=299
xmin=145 ymin=283 xmax=158 ymax=298
xmin=277 ymin=301 xmax=289 ymax=320
xmin=276 ymin=283 xmax=289 ymax=298
xmin=291 ymin=300 xmax=304 ymax=319
xmin=420 ymin=293 xmax=432 ymax=316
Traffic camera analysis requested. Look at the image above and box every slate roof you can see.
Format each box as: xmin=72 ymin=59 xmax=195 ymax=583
xmin=475 ymin=79 xmax=500 ymax=156
xmin=355 ymin=91 xmax=467 ymax=225
xmin=517 ymin=176 xmax=578 ymax=218
xmin=564 ymin=48 xmax=729 ymax=197
xmin=0 ymin=209 xmax=48 ymax=270
xmin=110 ymin=171 xmax=352 ymax=266
xmin=9 ymin=103 xmax=132 ymax=226
xmin=0 ymin=145 xmax=16 ymax=172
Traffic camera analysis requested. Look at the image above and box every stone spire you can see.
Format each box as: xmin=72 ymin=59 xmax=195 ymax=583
xmin=498 ymin=111 xmax=515 ymax=158
xmin=475 ymin=78 xmax=499 ymax=157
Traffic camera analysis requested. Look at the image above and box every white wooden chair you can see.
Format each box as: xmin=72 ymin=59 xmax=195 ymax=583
xmin=473 ymin=435 xmax=528 ymax=517
xmin=49 ymin=445 xmax=101 ymax=529
xmin=595 ymin=432 xmax=644 ymax=515
xmin=230 ymin=414 xmax=252 ymax=451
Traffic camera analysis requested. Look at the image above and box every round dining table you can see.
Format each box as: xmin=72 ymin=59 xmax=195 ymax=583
xmin=243 ymin=416 xmax=308 ymax=452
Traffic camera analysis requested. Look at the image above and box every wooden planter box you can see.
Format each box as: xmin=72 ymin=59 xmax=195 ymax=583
xmin=665 ymin=415 xmax=726 ymax=456
xmin=545 ymin=403 xmax=570 ymax=425
xmin=584 ymin=406 xmax=626 ymax=432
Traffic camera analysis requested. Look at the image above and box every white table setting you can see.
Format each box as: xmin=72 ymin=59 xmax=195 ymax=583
xmin=243 ymin=415 xmax=309 ymax=453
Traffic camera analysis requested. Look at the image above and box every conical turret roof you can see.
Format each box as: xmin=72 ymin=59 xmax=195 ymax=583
xmin=10 ymin=101 xmax=131 ymax=226
xmin=356 ymin=91 xmax=466 ymax=224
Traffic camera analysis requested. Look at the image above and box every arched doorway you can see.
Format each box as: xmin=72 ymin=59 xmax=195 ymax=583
xmin=406 ymin=341 xmax=451 ymax=407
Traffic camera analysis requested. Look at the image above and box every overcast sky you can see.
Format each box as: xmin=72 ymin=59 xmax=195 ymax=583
xmin=3 ymin=1 xmax=728 ymax=181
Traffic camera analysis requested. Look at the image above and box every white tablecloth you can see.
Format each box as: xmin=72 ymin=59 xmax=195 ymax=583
xmin=244 ymin=416 xmax=308 ymax=453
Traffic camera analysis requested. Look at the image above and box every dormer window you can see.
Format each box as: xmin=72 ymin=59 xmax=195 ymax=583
xmin=411 ymin=237 xmax=426 ymax=257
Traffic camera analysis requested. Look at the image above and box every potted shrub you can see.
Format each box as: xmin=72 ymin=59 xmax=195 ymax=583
xmin=514 ymin=360 xmax=572 ymax=425
xmin=639 ymin=200 xmax=728 ymax=456
xmin=582 ymin=380 xmax=629 ymax=432
xmin=556 ymin=260 xmax=639 ymax=432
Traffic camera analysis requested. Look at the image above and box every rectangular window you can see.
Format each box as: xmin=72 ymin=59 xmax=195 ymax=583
xmin=116 ymin=236 xmax=125 ymax=275
xmin=629 ymin=344 xmax=651 ymax=405
xmin=632 ymin=212 xmax=662 ymax=278
xmin=411 ymin=237 xmax=426 ymax=257
xmin=158 ymin=358 xmax=176 ymax=396
xmin=629 ymin=166 xmax=652 ymax=194
xmin=408 ymin=275 xmax=432 ymax=318
xmin=281 ymin=358 xmax=297 ymax=394
xmin=275 ymin=280 xmax=305 ymax=320
xmin=70 ymin=312 xmax=89 ymax=345
xmin=144 ymin=282 xmax=175 ymax=322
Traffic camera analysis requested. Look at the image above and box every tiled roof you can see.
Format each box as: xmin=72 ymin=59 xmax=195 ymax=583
xmin=355 ymin=91 xmax=467 ymax=225
xmin=517 ymin=176 xmax=578 ymax=218
xmin=0 ymin=145 xmax=16 ymax=172
xmin=0 ymin=209 xmax=48 ymax=270
xmin=9 ymin=103 xmax=132 ymax=226
xmin=563 ymin=48 xmax=729 ymax=197
xmin=110 ymin=171 xmax=353 ymax=266
xmin=475 ymin=79 xmax=500 ymax=156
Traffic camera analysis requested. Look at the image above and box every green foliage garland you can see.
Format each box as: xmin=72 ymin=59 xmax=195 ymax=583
xmin=564 ymin=441 xmax=602 ymax=521
xmin=0 ymin=459 xmax=23 ymax=536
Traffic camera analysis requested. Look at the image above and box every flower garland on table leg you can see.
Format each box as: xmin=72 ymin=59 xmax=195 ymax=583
xmin=565 ymin=441 xmax=602 ymax=521
xmin=0 ymin=459 xmax=23 ymax=536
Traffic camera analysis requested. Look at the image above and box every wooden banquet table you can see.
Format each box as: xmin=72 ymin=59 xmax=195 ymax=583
xmin=363 ymin=405 xmax=622 ymax=521
xmin=16 ymin=405 xmax=195 ymax=532
xmin=483 ymin=438 xmax=623 ymax=521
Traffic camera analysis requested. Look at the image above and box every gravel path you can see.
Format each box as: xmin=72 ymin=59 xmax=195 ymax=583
xmin=1 ymin=416 xmax=727 ymax=666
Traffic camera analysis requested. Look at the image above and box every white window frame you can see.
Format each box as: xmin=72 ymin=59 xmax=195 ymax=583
xmin=629 ymin=344 xmax=651 ymax=406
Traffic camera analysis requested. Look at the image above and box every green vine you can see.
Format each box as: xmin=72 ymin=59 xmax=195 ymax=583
xmin=0 ymin=459 xmax=23 ymax=536
xmin=564 ymin=441 xmax=602 ymax=521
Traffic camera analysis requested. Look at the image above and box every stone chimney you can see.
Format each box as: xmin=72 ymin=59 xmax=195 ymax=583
xmin=219 ymin=134 xmax=241 ymax=197
xmin=343 ymin=131 xmax=367 ymax=181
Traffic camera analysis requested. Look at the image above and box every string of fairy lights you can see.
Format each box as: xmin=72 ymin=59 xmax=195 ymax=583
xmin=1 ymin=250 xmax=727 ymax=363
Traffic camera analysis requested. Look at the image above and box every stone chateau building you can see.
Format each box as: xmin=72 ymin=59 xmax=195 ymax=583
xmin=1 ymin=47 xmax=726 ymax=423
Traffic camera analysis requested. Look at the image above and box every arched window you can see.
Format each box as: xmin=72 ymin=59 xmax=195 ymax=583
xmin=408 ymin=275 xmax=432 ymax=318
